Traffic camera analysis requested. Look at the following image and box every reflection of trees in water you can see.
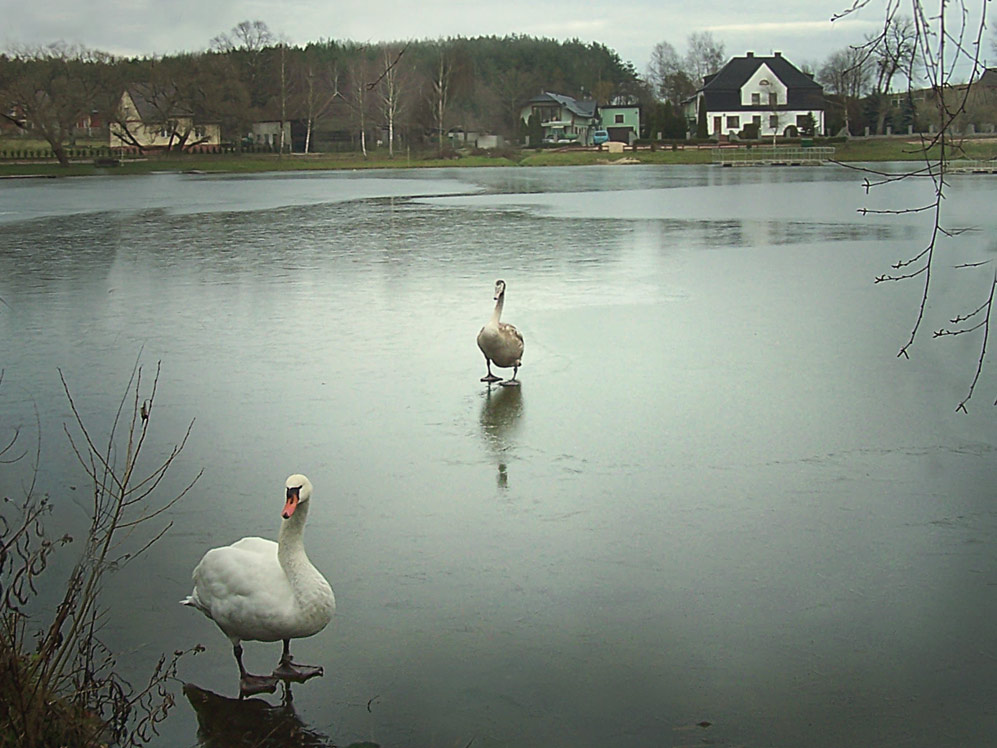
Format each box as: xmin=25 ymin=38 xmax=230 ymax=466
xmin=479 ymin=384 xmax=523 ymax=489
xmin=184 ymin=682 xmax=371 ymax=748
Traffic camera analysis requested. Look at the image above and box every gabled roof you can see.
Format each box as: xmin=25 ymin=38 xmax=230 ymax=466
xmin=123 ymin=85 xmax=194 ymax=121
xmin=525 ymin=91 xmax=597 ymax=119
xmin=698 ymin=53 xmax=824 ymax=111
xmin=977 ymin=67 xmax=997 ymax=87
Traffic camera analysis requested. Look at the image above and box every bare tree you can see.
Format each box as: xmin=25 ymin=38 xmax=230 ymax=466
xmin=819 ymin=46 xmax=873 ymax=134
xmin=647 ymin=40 xmax=696 ymax=105
xmin=835 ymin=0 xmax=994 ymax=409
xmin=344 ymin=54 xmax=377 ymax=158
xmin=210 ymin=20 xmax=276 ymax=111
xmin=864 ymin=15 xmax=920 ymax=133
xmin=425 ymin=41 xmax=471 ymax=152
xmin=108 ymin=57 xmax=223 ymax=154
xmin=276 ymin=42 xmax=289 ymax=155
xmin=685 ymin=31 xmax=727 ymax=87
xmin=429 ymin=43 xmax=454 ymax=151
xmin=295 ymin=52 xmax=340 ymax=154
xmin=1 ymin=362 xmax=202 ymax=745
xmin=376 ymin=44 xmax=413 ymax=158
xmin=210 ymin=20 xmax=275 ymax=55
xmin=0 ymin=44 xmax=119 ymax=166
xmin=490 ymin=67 xmax=541 ymax=137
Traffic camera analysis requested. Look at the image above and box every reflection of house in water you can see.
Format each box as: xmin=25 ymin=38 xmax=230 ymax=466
xmin=479 ymin=384 xmax=523 ymax=489
xmin=184 ymin=683 xmax=333 ymax=747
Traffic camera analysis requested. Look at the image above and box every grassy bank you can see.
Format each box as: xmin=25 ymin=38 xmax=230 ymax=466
xmin=2 ymin=137 xmax=996 ymax=178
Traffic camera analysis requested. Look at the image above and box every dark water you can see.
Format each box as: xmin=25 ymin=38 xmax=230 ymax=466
xmin=1 ymin=164 xmax=995 ymax=747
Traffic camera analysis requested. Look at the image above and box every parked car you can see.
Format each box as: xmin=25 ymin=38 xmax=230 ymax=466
xmin=592 ymin=129 xmax=610 ymax=145
xmin=542 ymin=134 xmax=578 ymax=145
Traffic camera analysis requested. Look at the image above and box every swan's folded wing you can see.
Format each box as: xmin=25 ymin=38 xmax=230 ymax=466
xmin=190 ymin=541 xmax=299 ymax=639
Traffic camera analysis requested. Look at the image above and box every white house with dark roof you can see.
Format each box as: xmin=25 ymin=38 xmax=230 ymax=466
xmin=685 ymin=52 xmax=825 ymax=138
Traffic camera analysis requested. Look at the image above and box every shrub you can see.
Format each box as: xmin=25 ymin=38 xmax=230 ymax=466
xmin=0 ymin=364 xmax=201 ymax=748
xmin=739 ymin=122 xmax=760 ymax=140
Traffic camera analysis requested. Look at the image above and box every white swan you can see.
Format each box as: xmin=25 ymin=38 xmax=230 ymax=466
xmin=477 ymin=279 xmax=525 ymax=386
xmin=181 ymin=474 xmax=335 ymax=697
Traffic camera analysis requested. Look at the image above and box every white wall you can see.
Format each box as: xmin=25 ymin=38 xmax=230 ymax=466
xmin=710 ymin=109 xmax=824 ymax=137
xmin=741 ymin=63 xmax=787 ymax=107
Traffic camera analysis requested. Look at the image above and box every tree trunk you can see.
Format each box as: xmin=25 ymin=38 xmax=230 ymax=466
xmin=52 ymin=142 xmax=70 ymax=167
xmin=876 ymin=93 xmax=889 ymax=135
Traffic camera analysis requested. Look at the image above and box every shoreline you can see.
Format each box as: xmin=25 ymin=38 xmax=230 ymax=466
xmin=2 ymin=137 xmax=996 ymax=178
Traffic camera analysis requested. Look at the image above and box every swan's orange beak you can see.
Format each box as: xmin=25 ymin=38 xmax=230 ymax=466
xmin=282 ymin=486 xmax=300 ymax=519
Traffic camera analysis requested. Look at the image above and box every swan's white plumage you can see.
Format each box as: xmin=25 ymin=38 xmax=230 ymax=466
xmin=182 ymin=475 xmax=335 ymax=647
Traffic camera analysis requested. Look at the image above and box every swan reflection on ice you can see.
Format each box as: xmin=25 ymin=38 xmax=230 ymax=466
xmin=184 ymin=682 xmax=334 ymax=747
xmin=480 ymin=383 xmax=524 ymax=488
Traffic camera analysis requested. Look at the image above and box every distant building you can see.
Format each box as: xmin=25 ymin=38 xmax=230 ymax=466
xmin=520 ymin=92 xmax=641 ymax=145
xmin=599 ymin=104 xmax=640 ymax=144
xmin=685 ymin=52 xmax=825 ymax=138
xmin=520 ymin=91 xmax=598 ymax=145
xmin=110 ymin=86 xmax=221 ymax=152
xmin=251 ymin=121 xmax=292 ymax=149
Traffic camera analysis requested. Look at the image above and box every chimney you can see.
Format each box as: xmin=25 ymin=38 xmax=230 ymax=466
xmin=746 ymin=51 xmax=754 ymax=58
xmin=774 ymin=51 xmax=782 ymax=58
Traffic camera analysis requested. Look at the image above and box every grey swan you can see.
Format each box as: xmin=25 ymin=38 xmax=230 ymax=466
xmin=476 ymin=279 xmax=525 ymax=386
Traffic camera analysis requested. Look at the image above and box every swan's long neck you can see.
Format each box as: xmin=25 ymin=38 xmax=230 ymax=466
xmin=278 ymin=502 xmax=313 ymax=577
xmin=489 ymin=292 xmax=505 ymax=326
xmin=276 ymin=498 xmax=335 ymax=619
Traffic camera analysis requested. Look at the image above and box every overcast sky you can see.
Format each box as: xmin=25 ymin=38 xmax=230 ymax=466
xmin=1 ymin=1 xmax=989 ymax=77
xmin=3 ymin=1 xmax=884 ymax=70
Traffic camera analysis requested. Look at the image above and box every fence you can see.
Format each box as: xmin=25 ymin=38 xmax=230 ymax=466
xmin=0 ymin=146 xmax=120 ymax=160
xmin=948 ymin=159 xmax=997 ymax=174
xmin=0 ymin=143 xmax=294 ymax=161
xmin=712 ymin=146 xmax=837 ymax=166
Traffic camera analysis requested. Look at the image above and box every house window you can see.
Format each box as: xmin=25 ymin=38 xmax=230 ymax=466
xmin=532 ymin=105 xmax=555 ymax=123
xmin=752 ymin=115 xmax=761 ymax=126
xmin=769 ymin=115 xmax=779 ymax=128
xmin=726 ymin=116 xmax=740 ymax=129
xmin=796 ymin=114 xmax=810 ymax=127
xmin=615 ymin=114 xmax=624 ymax=124
xmin=751 ymin=93 xmax=760 ymax=106
xmin=769 ymin=93 xmax=777 ymax=107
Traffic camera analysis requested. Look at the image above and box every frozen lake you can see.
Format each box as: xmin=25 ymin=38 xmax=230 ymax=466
xmin=1 ymin=164 xmax=995 ymax=747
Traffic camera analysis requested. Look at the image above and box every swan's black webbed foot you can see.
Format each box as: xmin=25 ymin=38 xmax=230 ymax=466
xmin=239 ymin=673 xmax=279 ymax=698
xmin=499 ymin=379 xmax=520 ymax=387
xmin=273 ymin=656 xmax=324 ymax=683
xmin=481 ymin=374 xmax=502 ymax=383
